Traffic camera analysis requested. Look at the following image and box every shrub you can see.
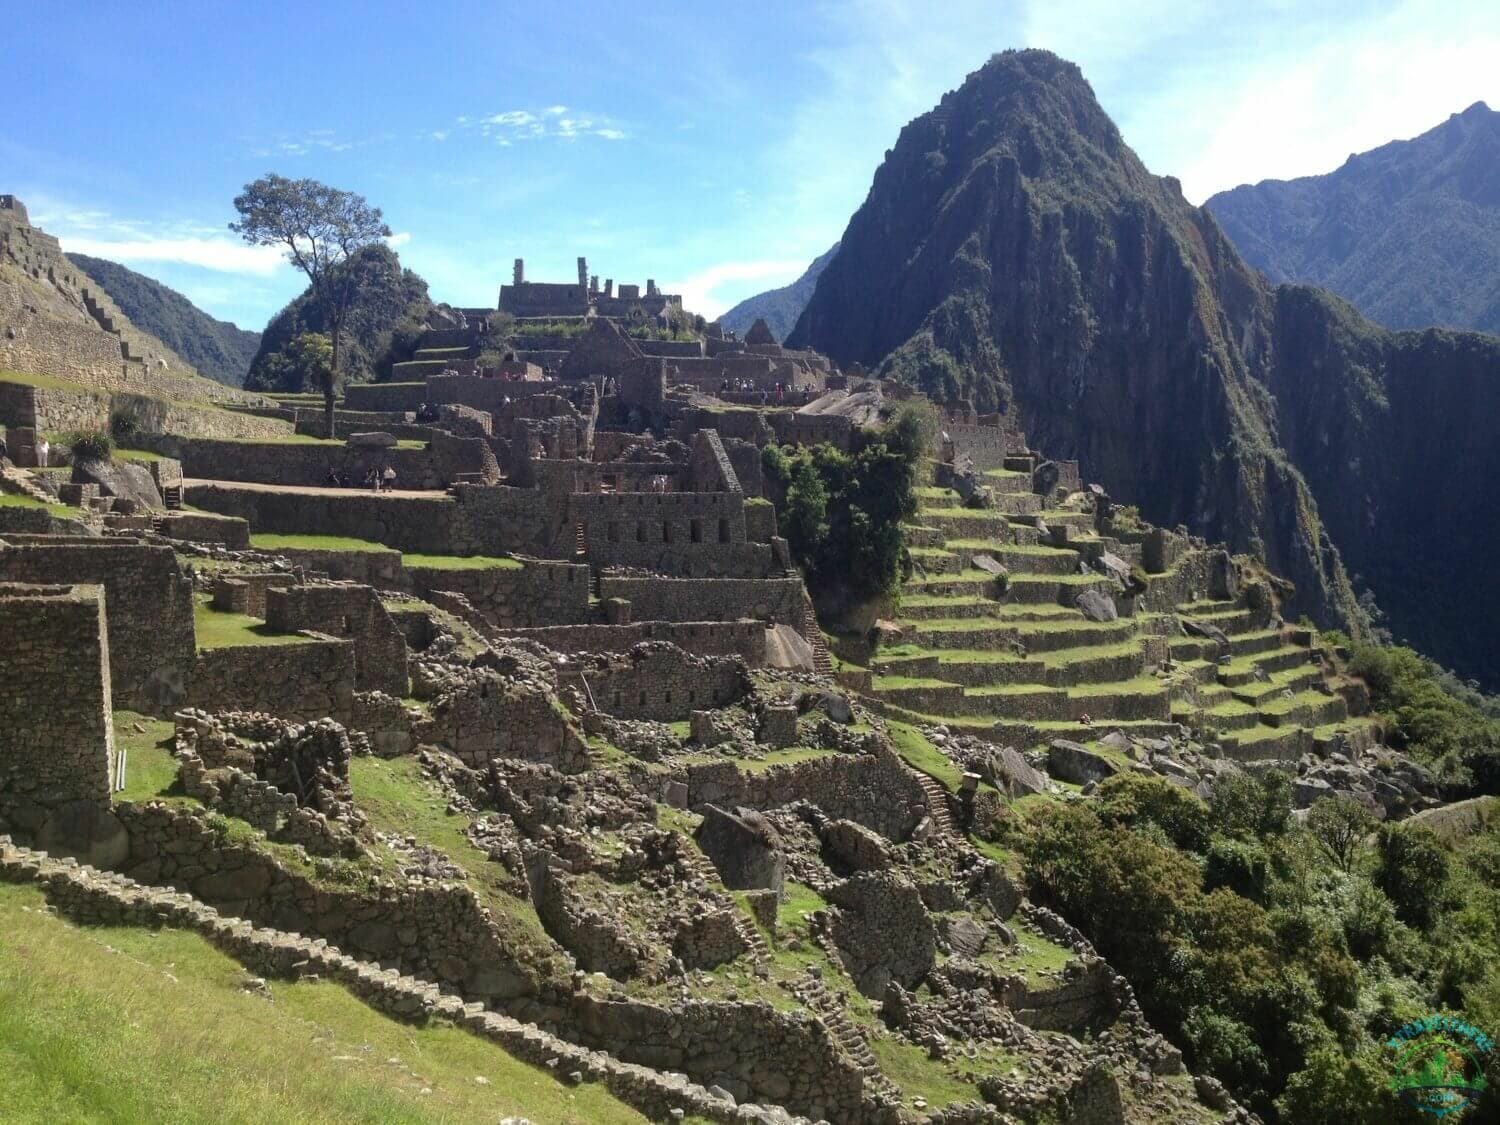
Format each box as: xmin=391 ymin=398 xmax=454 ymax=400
xmin=67 ymin=430 xmax=114 ymax=462
xmin=109 ymin=411 xmax=138 ymax=438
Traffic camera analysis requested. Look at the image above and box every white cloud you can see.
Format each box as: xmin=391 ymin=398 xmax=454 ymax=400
xmin=385 ymin=231 xmax=412 ymax=248
xmin=468 ymin=107 xmax=629 ymax=143
xmin=665 ymin=259 xmax=811 ymax=320
xmin=1017 ymin=0 xmax=1500 ymax=201
xmin=58 ymin=234 xmax=288 ymax=276
xmin=431 ymin=130 xmax=448 ymax=142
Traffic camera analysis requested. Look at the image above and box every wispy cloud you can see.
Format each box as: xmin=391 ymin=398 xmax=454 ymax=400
xmin=466 ymin=105 xmax=631 ymax=144
xmin=664 ymin=259 xmax=810 ymax=320
xmin=60 ymin=234 xmax=287 ymax=275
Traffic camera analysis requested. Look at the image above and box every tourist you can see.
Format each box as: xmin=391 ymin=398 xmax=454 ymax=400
xmin=0 ymin=434 xmax=7 ymax=463
xmin=383 ymin=465 xmax=397 ymax=492
xmin=365 ymin=468 xmax=378 ymax=492
xmin=35 ymin=436 xmax=48 ymax=468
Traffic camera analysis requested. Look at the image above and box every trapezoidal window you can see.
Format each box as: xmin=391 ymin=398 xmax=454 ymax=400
xmin=690 ymin=518 xmax=703 ymax=543
xmin=718 ymin=518 xmax=731 ymax=543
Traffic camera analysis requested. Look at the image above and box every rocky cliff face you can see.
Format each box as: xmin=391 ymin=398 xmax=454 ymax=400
xmin=789 ymin=50 xmax=1500 ymax=686
xmin=1208 ymin=102 xmax=1500 ymax=335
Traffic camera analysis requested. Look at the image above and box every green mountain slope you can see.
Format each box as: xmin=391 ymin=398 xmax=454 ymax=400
xmin=788 ymin=49 xmax=1500 ymax=688
xmin=65 ymin=253 xmax=261 ymax=386
xmin=245 ymin=244 xmax=432 ymax=393
xmin=1207 ymin=102 xmax=1500 ymax=336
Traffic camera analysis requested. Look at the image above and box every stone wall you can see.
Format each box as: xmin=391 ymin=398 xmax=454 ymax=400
xmin=264 ymin=584 xmax=408 ymax=697
xmin=111 ymin=801 xmax=539 ymax=1001
xmin=0 ymin=380 xmax=291 ymax=441
xmin=425 ymin=673 xmax=590 ymax=773
xmin=155 ymin=511 xmax=250 ymax=549
xmin=500 ymin=620 xmax=768 ymax=664
xmin=568 ymin=643 xmax=750 ymax=721
xmin=212 ymin=573 xmax=297 ymax=620
xmin=0 ymin=539 xmax=195 ymax=712
xmin=407 ymin=558 xmax=590 ymax=629
xmin=189 ymin=639 xmax=355 ymax=723
xmin=598 ymin=574 xmax=806 ymax=626
xmin=945 ymin=420 xmax=1026 ymax=472
xmin=0 ymin=583 xmax=113 ymax=821
xmin=128 ymin=431 xmax=494 ymax=490
xmin=341 ymin=382 xmax=426 ymax=412
xmin=683 ymin=745 xmax=925 ymax=842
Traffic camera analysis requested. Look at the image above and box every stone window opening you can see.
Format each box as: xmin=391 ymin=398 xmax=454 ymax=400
xmin=690 ymin=519 xmax=703 ymax=543
xmin=638 ymin=691 xmax=646 ymax=706
xmin=718 ymin=518 xmax=731 ymax=543
xmin=636 ymin=522 xmax=646 ymax=543
xmin=608 ymin=520 xmax=620 ymax=543
xmin=662 ymin=521 xmax=672 ymax=544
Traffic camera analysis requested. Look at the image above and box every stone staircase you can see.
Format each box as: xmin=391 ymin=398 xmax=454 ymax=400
xmin=785 ymin=971 xmax=899 ymax=1100
xmin=0 ymin=836 xmax=781 ymax=1124
xmin=162 ymin=483 xmax=183 ymax=510
xmin=912 ymin=770 xmax=960 ymax=838
xmin=1 ymin=465 xmax=57 ymax=504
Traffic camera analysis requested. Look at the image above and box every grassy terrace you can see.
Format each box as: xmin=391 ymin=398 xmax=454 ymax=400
xmin=348 ymin=756 xmax=558 ymax=972
xmin=0 ymin=882 xmax=645 ymax=1124
xmin=0 ymin=491 xmax=78 ymax=519
xmin=194 ymin=597 xmax=318 ymax=650
xmin=248 ymin=533 xmax=519 ymax=570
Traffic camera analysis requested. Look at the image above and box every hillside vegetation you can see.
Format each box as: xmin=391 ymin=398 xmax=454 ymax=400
xmin=1207 ymin=101 xmax=1500 ymax=336
xmin=66 ymin=253 xmax=261 ymax=386
xmin=245 ymin=244 xmax=432 ymax=393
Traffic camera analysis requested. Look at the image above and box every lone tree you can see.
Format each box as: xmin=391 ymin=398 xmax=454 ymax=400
xmin=231 ymin=175 xmax=390 ymax=431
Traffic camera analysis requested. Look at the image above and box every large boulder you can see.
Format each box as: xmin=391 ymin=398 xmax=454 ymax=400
xmin=347 ymin=431 xmax=398 ymax=449
xmin=695 ymin=804 xmax=785 ymax=895
xmin=72 ymin=457 xmax=162 ymax=510
xmin=1047 ymin=740 xmax=1119 ymax=785
xmin=989 ymin=745 xmax=1049 ymax=796
xmin=1075 ymin=588 xmax=1118 ymax=622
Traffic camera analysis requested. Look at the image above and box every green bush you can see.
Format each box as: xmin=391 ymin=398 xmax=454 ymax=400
xmin=760 ymin=407 xmax=926 ymax=602
xmin=67 ymin=430 xmax=114 ymax=462
xmin=109 ymin=411 xmax=138 ymax=438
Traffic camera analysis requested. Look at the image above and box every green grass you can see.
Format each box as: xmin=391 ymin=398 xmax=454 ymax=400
xmin=348 ymin=756 xmax=558 ymax=976
xmin=0 ymin=882 xmax=644 ymax=1124
xmin=115 ymin=448 xmax=169 ymax=463
xmin=885 ymin=721 xmax=965 ymax=792
xmin=0 ymin=491 xmax=77 ymax=519
xmin=194 ymin=599 xmax=319 ymax=650
xmin=0 ymin=368 xmax=92 ymax=393
xmin=402 ymin=553 xmax=521 ymax=570
xmin=250 ymin=533 xmax=398 ymax=554
xmin=112 ymin=711 xmax=180 ymax=803
xmin=737 ymin=747 xmax=836 ymax=773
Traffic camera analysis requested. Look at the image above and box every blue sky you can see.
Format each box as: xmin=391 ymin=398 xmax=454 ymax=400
xmin=8 ymin=0 xmax=1497 ymax=331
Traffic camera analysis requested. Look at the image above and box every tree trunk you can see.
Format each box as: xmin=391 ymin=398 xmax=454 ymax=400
xmin=325 ymin=319 xmax=341 ymax=438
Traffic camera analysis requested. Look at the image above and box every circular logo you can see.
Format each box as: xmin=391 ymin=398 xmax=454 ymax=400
xmin=1388 ymin=1017 xmax=1491 ymax=1118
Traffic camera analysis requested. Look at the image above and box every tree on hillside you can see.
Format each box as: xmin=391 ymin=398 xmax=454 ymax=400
xmin=231 ymin=175 xmax=390 ymax=430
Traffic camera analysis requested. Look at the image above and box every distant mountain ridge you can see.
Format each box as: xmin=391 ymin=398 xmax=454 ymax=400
xmin=66 ymin=253 xmax=261 ymax=386
xmin=1206 ymin=102 xmax=1500 ymax=335
xmin=717 ymin=243 xmax=839 ymax=341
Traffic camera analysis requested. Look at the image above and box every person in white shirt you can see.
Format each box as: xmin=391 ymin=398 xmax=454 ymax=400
xmin=36 ymin=437 xmax=49 ymax=468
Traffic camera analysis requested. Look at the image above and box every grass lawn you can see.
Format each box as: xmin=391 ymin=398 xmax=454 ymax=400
xmin=0 ymin=491 xmax=78 ymax=519
xmin=194 ymin=599 xmax=318 ymax=650
xmin=0 ymin=368 xmax=92 ymax=393
xmin=112 ymin=711 xmax=180 ymax=803
xmin=0 ymin=882 xmax=644 ymax=1125
xmin=885 ymin=721 xmax=965 ymax=792
xmin=403 ymin=553 xmax=521 ymax=570
xmin=251 ymin=532 xmax=398 ymax=554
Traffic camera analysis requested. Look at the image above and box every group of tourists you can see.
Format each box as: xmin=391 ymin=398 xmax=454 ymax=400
xmin=324 ymin=466 xmax=398 ymax=492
